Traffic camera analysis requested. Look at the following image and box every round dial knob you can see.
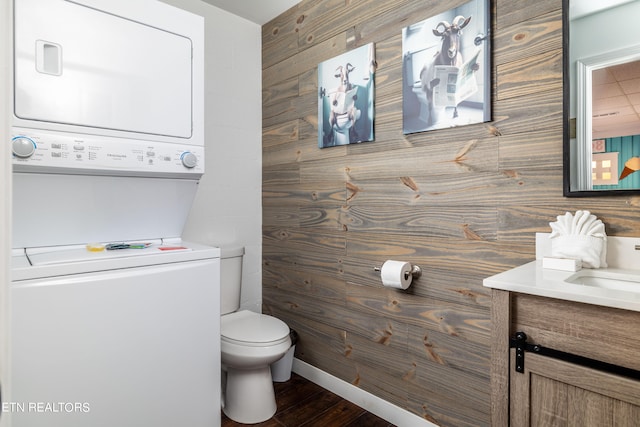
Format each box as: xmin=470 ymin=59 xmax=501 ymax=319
xmin=12 ymin=136 xmax=37 ymax=158
xmin=180 ymin=151 xmax=198 ymax=168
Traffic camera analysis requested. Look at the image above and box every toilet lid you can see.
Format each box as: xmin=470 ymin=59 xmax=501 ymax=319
xmin=221 ymin=310 xmax=290 ymax=344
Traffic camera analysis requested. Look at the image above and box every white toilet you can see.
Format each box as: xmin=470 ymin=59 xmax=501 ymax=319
xmin=220 ymin=247 xmax=292 ymax=424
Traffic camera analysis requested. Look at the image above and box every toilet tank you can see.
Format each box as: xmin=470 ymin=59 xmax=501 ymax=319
xmin=220 ymin=246 xmax=244 ymax=315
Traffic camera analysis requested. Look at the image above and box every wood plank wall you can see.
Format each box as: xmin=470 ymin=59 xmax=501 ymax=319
xmin=262 ymin=0 xmax=640 ymax=425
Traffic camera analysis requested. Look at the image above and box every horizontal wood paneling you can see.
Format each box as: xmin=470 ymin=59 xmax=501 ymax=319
xmin=407 ymin=359 xmax=491 ymax=426
xmin=340 ymin=204 xmax=498 ymax=239
xmin=493 ymin=9 xmax=563 ymax=65
xmin=262 ymin=0 xmax=640 ymax=425
xmin=496 ymin=49 xmax=563 ymax=100
xmin=495 ymin=0 xmax=558 ymax=29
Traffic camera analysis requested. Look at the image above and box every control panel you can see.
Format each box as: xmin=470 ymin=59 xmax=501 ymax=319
xmin=11 ymin=128 xmax=204 ymax=177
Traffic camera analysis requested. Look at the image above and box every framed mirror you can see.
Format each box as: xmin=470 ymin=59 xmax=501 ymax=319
xmin=564 ymin=0 xmax=640 ymax=196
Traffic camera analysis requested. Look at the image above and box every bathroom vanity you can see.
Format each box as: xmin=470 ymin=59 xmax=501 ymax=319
xmin=484 ymin=235 xmax=640 ymax=426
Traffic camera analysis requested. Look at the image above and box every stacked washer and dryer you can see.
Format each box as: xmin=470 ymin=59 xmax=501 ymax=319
xmin=9 ymin=0 xmax=220 ymax=426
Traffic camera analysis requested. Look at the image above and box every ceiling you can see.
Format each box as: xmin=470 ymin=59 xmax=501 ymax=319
xmin=199 ymin=0 xmax=300 ymax=25
xmin=592 ymin=60 xmax=640 ymax=139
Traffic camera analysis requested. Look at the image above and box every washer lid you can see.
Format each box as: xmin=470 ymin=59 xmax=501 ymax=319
xmin=25 ymin=241 xmax=191 ymax=266
xmin=221 ymin=310 xmax=289 ymax=344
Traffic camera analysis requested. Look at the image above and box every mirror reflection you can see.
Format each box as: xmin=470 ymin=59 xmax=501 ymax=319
xmin=566 ymin=0 xmax=640 ymax=195
xmin=591 ymin=60 xmax=640 ymax=188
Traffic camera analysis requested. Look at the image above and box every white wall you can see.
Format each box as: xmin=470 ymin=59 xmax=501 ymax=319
xmin=160 ymin=0 xmax=263 ymax=311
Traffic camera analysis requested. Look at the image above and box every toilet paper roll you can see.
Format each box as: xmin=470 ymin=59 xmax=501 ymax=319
xmin=380 ymin=260 xmax=412 ymax=290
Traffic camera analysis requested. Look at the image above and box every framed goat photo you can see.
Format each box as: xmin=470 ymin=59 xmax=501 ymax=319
xmin=318 ymin=43 xmax=375 ymax=148
xmin=401 ymin=0 xmax=490 ymax=134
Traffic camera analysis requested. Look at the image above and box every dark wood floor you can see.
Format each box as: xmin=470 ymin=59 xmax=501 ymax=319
xmin=221 ymin=373 xmax=395 ymax=427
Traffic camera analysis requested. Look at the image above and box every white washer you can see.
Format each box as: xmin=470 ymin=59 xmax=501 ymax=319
xmin=11 ymin=241 xmax=220 ymax=427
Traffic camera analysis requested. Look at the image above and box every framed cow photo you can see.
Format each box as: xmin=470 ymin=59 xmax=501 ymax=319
xmin=401 ymin=0 xmax=490 ymax=134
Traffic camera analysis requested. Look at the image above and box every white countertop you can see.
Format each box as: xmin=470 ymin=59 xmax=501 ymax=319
xmin=483 ymin=260 xmax=640 ymax=312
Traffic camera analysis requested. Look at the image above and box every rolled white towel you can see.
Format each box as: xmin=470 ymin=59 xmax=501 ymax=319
xmin=549 ymin=210 xmax=607 ymax=269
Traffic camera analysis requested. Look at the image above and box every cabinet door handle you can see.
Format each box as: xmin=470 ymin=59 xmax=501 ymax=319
xmin=509 ymin=331 xmax=640 ymax=379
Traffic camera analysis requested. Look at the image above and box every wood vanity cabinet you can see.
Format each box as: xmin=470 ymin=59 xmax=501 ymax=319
xmin=491 ymin=289 xmax=640 ymax=426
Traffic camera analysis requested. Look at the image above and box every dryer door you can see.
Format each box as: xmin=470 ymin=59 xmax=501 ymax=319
xmin=14 ymin=0 xmax=193 ymax=139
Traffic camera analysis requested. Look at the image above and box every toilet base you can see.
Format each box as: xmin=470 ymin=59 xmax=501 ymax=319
xmin=223 ymin=366 xmax=277 ymax=424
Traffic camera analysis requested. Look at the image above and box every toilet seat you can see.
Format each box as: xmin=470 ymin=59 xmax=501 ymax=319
xmin=221 ymin=310 xmax=290 ymax=347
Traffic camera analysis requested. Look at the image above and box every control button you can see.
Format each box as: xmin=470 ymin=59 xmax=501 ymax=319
xmin=74 ymin=145 xmax=85 ymax=151
xmin=180 ymin=152 xmax=198 ymax=168
xmin=12 ymin=136 xmax=37 ymax=158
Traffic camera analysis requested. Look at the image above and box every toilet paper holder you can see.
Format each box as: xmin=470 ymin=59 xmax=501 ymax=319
xmin=374 ymin=264 xmax=422 ymax=280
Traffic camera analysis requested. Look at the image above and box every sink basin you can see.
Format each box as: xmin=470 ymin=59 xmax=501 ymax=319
xmin=565 ymin=270 xmax=640 ymax=292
